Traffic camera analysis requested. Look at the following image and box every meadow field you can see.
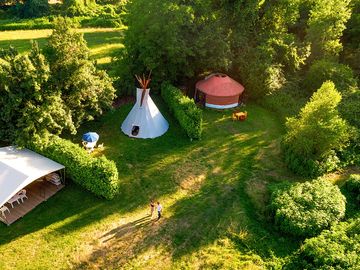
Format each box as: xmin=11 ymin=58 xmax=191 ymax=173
xmin=0 ymin=28 xmax=123 ymax=68
xmin=0 ymin=95 xmax=303 ymax=269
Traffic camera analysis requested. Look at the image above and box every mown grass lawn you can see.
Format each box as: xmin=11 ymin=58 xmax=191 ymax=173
xmin=0 ymin=97 xmax=303 ymax=269
xmin=0 ymin=28 xmax=123 ymax=69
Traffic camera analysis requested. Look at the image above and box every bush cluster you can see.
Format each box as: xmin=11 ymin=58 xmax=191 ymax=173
xmin=270 ymin=178 xmax=346 ymax=237
xmin=161 ymin=83 xmax=203 ymax=140
xmin=285 ymin=218 xmax=360 ymax=269
xmin=304 ymin=59 xmax=358 ymax=94
xmin=345 ymin=174 xmax=360 ymax=203
xmin=29 ymin=136 xmax=119 ymax=200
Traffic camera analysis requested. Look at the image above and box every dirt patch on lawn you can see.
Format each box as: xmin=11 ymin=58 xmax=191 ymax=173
xmin=171 ymin=159 xmax=208 ymax=191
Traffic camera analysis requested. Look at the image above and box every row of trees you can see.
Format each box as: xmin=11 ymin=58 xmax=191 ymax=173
xmin=0 ymin=17 xmax=115 ymax=145
xmin=116 ymin=0 xmax=360 ymax=176
xmin=116 ymin=0 xmax=357 ymax=95
xmin=0 ymin=0 xmax=126 ymax=18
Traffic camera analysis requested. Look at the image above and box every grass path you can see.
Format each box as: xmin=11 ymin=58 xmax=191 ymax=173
xmin=0 ymin=100 xmax=301 ymax=269
xmin=0 ymin=28 xmax=123 ymax=67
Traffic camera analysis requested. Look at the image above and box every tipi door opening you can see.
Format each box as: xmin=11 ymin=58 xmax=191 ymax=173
xmin=131 ymin=125 xmax=140 ymax=136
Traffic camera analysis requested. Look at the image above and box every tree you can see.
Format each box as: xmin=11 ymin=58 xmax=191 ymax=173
xmin=21 ymin=0 xmax=49 ymax=18
xmin=283 ymin=81 xmax=352 ymax=176
xmin=117 ymin=0 xmax=231 ymax=95
xmin=304 ymin=59 xmax=358 ymax=94
xmin=306 ymin=0 xmax=352 ymax=60
xmin=45 ymin=17 xmax=116 ymax=128
xmin=0 ymin=44 xmax=73 ymax=146
xmin=62 ymin=0 xmax=96 ymax=17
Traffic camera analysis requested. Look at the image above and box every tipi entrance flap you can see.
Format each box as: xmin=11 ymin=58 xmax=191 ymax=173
xmin=131 ymin=125 xmax=140 ymax=136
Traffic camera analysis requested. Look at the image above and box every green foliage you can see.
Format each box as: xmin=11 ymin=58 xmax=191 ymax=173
xmin=21 ymin=0 xmax=50 ymax=18
xmin=283 ymin=81 xmax=352 ymax=176
xmin=342 ymin=0 xmax=360 ymax=78
xmin=0 ymin=17 xmax=53 ymax=30
xmin=161 ymin=83 xmax=202 ymax=140
xmin=270 ymin=178 xmax=346 ymax=237
xmin=260 ymin=79 xmax=308 ymax=121
xmin=116 ymin=0 xmax=231 ymax=94
xmin=340 ymin=89 xmax=360 ymax=130
xmin=304 ymin=59 xmax=358 ymax=94
xmin=306 ymin=0 xmax=352 ymax=60
xmin=29 ymin=136 xmax=119 ymax=199
xmin=345 ymin=174 xmax=360 ymax=202
xmin=285 ymin=218 xmax=360 ymax=269
xmin=0 ymin=43 xmax=74 ymax=146
xmin=62 ymin=0 xmax=97 ymax=17
xmin=45 ymin=17 xmax=116 ymax=128
xmin=0 ymin=16 xmax=123 ymax=31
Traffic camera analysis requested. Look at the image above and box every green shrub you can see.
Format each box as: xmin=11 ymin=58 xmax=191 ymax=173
xmin=285 ymin=218 xmax=360 ymax=269
xmin=304 ymin=59 xmax=358 ymax=94
xmin=29 ymin=136 xmax=119 ymax=200
xmin=270 ymin=178 xmax=346 ymax=237
xmin=345 ymin=174 xmax=360 ymax=202
xmin=340 ymin=89 xmax=360 ymax=130
xmin=62 ymin=0 xmax=96 ymax=17
xmin=80 ymin=16 xmax=122 ymax=28
xmin=161 ymin=83 xmax=202 ymax=140
xmin=283 ymin=81 xmax=352 ymax=177
xmin=260 ymin=79 xmax=307 ymax=121
xmin=21 ymin=0 xmax=50 ymax=18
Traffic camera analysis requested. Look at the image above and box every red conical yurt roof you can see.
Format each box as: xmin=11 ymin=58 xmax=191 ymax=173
xmin=196 ymin=74 xmax=245 ymax=97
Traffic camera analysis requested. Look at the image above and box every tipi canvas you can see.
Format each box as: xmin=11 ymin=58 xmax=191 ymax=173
xmin=121 ymin=88 xmax=169 ymax=138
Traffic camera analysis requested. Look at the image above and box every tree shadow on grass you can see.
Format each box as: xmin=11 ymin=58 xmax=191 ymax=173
xmin=71 ymin=108 xmax=300 ymax=268
xmin=0 ymin=182 xmax=104 ymax=245
xmin=0 ymin=98 xmax=196 ymax=245
xmin=1 ymin=103 xmax=297 ymax=269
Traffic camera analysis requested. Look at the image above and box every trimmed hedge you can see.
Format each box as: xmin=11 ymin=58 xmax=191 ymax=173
xmin=161 ymin=83 xmax=203 ymax=140
xmin=270 ymin=178 xmax=346 ymax=237
xmin=29 ymin=136 xmax=119 ymax=200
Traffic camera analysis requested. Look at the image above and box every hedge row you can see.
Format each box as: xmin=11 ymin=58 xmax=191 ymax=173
xmin=29 ymin=136 xmax=119 ymax=200
xmin=161 ymin=83 xmax=203 ymax=139
xmin=0 ymin=16 xmax=122 ymax=31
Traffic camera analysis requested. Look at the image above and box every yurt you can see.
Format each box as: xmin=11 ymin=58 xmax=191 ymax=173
xmin=195 ymin=73 xmax=245 ymax=109
xmin=121 ymin=75 xmax=169 ymax=139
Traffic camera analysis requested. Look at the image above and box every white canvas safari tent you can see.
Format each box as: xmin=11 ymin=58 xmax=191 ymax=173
xmin=0 ymin=146 xmax=65 ymax=225
xmin=121 ymin=88 xmax=169 ymax=138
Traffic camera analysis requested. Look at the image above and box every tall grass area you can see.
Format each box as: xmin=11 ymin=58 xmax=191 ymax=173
xmin=0 ymin=28 xmax=123 ymax=70
xmin=0 ymin=99 xmax=302 ymax=269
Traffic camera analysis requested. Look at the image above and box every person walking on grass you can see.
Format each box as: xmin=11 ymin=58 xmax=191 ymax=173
xmin=150 ymin=199 xmax=155 ymax=217
xmin=157 ymin=201 xmax=162 ymax=220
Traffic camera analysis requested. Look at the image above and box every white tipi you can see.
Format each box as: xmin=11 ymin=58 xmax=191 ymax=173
xmin=121 ymin=80 xmax=169 ymax=139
